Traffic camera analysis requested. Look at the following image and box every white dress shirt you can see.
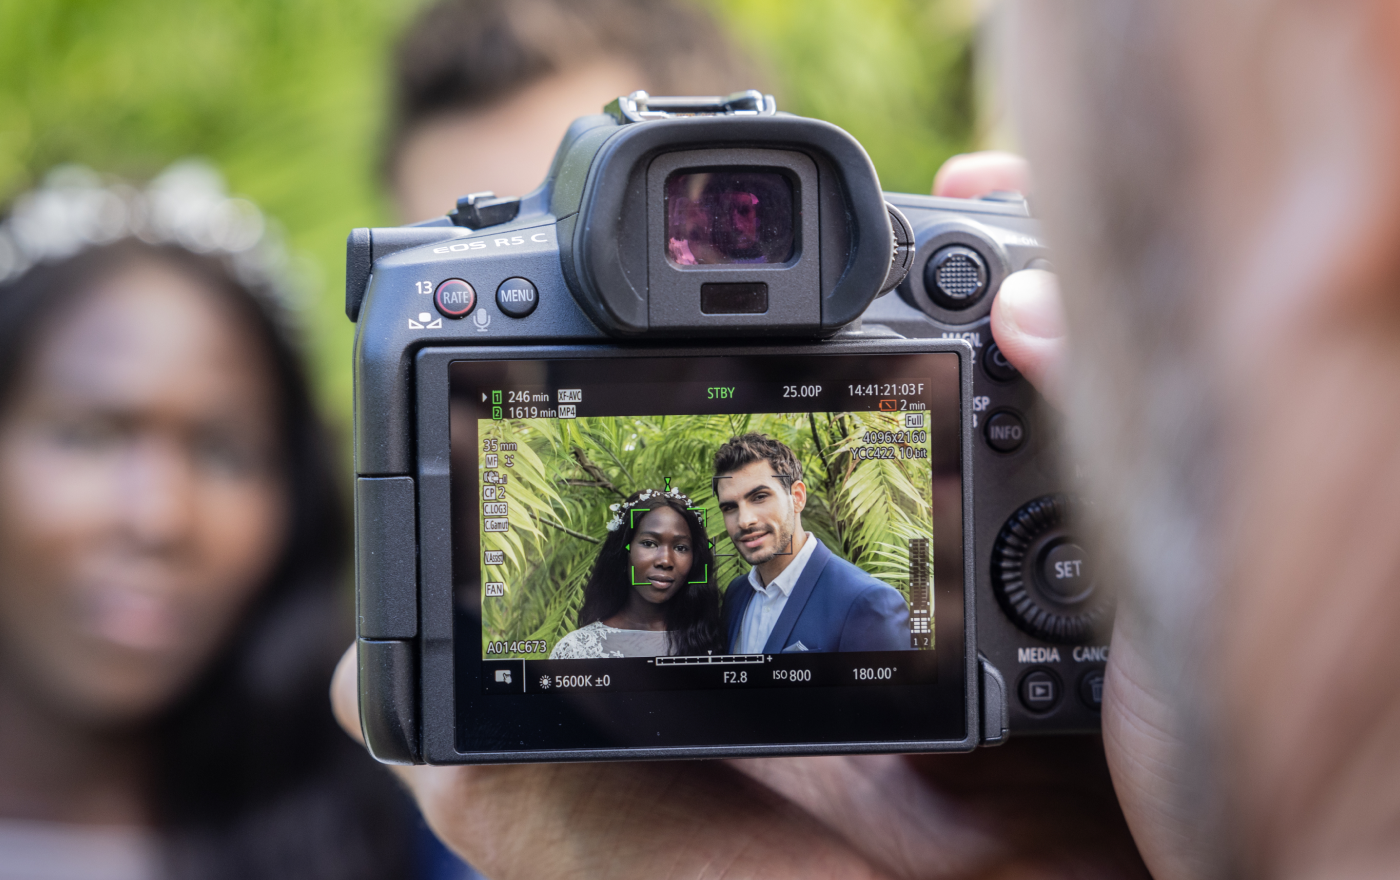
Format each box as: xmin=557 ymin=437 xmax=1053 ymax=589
xmin=736 ymin=532 xmax=819 ymax=654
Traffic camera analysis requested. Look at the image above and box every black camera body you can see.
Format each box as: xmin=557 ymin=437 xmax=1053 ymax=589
xmin=348 ymin=92 xmax=1109 ymax=765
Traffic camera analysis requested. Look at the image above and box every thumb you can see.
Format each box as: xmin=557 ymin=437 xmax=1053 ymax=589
xmin=331 ymin=643 xmax=366 ymax=746
xmin=989 ymin=269 xmax=1067 ymax=407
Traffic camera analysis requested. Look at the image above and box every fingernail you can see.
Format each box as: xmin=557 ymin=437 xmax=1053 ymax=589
xmin=1000 ymin=270 xmax=1065 ymax=339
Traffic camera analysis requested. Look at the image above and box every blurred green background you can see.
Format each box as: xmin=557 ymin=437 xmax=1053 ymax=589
xmin=0 ymin=0 xmax=979 ymax=433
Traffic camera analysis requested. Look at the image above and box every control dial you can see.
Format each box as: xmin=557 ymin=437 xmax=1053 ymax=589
xmin=991 ymin=495 xmax=1110 ymax=643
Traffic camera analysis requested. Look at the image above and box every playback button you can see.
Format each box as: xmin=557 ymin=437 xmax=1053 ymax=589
xmin=1018 ymin=667 xmax=1061 ymax=713
xmin=435 ymin=278 xmax=476 ymax=318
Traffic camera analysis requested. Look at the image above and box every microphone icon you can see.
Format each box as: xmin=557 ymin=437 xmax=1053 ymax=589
xmin=472 ymin=310 xmax=491 ymax=331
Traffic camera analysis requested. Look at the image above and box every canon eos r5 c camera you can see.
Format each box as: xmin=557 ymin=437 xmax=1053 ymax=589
xmin=347 ymin=91 xmax=1110 ymax=765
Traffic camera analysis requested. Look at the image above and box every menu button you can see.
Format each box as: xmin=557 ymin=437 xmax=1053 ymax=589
xmin=496 ymin=277 xmax=539 ymax=318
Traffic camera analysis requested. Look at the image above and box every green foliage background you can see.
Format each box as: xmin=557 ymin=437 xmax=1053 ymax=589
xmin=0 ymin=0 xmax=977 ymax=434
xmin=479 ymin=410 xmax=934 ymax=657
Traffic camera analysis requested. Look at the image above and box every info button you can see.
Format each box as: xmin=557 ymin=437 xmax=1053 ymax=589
xmin=496 ymin=277 xmax=539 ymax=318
xmin=984 ymin=409 xmax=1027 ymax=453
xmin=434 ymin=278 xmax=476 ymax=318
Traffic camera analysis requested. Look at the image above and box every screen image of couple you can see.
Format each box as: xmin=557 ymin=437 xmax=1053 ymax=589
xmin=477 ymin=413 xmax=942 ymax=660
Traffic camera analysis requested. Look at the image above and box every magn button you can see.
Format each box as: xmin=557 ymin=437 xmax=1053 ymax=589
xmin=495 ymin=277 xmax=539 ymax=318
xmin=434 ymin=278 xmax=476 ymax=318
xmin=983 ymin=341 xmax=1020 ymax=383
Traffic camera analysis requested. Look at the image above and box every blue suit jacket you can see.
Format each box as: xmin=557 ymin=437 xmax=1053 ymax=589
xmin=723 ymin=539 xmax=911 ymax=653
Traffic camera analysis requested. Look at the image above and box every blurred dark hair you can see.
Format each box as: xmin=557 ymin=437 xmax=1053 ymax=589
xmin=577 ymin=490 xmax=723 ymax=656
xmin=385 ymin=0 xmax=759 ymax=179
xmin=712 ymin=432 xmax=803 ymax=496
xmin=0 ymin=240 xmax=415 ymax=880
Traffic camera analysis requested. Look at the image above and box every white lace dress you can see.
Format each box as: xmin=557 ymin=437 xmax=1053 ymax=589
xmin=549 ymin=621 xmax=674 ymax=659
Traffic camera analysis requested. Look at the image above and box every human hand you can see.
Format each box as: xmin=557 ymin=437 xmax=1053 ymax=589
xmin=940 ymin=152 xmax=1199 ymax=880
xmin=934 ymin=152 xmax=1065 ymax=405
xmin=331 ymin=646 xmax=1145 ymax=879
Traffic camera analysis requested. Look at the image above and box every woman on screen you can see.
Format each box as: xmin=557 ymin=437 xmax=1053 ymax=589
xmin=549 ymin=488 xmax=722 ymax=659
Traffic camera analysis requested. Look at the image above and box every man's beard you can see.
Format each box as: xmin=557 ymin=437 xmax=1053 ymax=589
xmin=736 ymin=515 xmax=795 ymax=567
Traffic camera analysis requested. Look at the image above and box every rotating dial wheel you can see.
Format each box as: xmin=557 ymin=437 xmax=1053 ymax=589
xmin=991 ymin=494 xmax=1110 ymax=644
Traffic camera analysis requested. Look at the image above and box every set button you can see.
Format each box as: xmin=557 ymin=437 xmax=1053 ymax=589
xmin=1040 ymin=541 xmax=1092 ymax=602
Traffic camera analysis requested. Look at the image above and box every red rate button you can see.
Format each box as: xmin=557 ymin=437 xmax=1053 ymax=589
xmin=435 ymin=278 xmax=476 ymax=318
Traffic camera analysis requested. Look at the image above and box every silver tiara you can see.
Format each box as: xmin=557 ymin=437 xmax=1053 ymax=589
xmin=606 ymin=488 xmax=695 ymax=532
xmin=0 ymin=160 xmax=303 ymax=317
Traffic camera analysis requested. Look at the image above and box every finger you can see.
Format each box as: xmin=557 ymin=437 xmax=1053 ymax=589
xmin=331 ymin=643 xmax=364 ymax=745
xmin=730 ymin=755 xmax=999 ymax=878
xmin=933 ymin=151 xmax=1032 ymax=200
xmin=989 ymin=269 xmax=1067 ymax=406
xmin=410 ymin=760 xmax=889 ymax=880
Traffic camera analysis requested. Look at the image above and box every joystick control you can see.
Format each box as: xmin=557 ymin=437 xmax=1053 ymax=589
xmin=991 ymin=495 xmax=1110 ymax=643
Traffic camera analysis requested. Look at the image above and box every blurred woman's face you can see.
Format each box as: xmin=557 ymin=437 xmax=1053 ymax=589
xmin=0 ymin=259 xmax=289 ymax=727
xmin=627 ymin=506 xmax=694 ymax=606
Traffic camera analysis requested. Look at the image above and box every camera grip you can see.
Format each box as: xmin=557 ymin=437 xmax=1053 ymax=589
xmin=358 ymin=638 xmax=421 ymax=764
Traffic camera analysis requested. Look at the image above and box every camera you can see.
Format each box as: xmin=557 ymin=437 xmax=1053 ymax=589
xmin=347 ymin=91 xmax=1110 ymax=765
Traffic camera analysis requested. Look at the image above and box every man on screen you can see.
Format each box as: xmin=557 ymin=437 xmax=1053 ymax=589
xmin=713 ymin=433 xmax=910 ymax=654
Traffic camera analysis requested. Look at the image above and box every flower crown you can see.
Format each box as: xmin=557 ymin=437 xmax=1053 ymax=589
xmin=0 ymin=161 xmax=301 ymax=327
xmin=606 ymin=488 xmax=694 ymax=532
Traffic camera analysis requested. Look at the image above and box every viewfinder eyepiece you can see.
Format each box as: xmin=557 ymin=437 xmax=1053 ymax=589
xmin=664 ymin=170 xmax=795 ymax=266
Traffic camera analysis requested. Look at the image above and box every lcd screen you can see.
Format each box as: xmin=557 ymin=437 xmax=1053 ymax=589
xmin=444 ymin=352 xmax=968 ymax=753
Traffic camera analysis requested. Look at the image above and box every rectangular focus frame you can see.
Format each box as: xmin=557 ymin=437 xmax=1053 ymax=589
xmin=412 ymin=339 xmax=980 ymax=764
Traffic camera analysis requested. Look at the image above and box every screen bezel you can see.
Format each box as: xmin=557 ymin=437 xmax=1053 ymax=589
xmin=412 ymin=340 xmax=980 ymax=764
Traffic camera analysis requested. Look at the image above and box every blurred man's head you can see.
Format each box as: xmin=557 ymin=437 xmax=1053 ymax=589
xmin=1005 ymin=2 xmax=1400 ymax=876
xmin=386 ymin=0 xmax=758 ymax=223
